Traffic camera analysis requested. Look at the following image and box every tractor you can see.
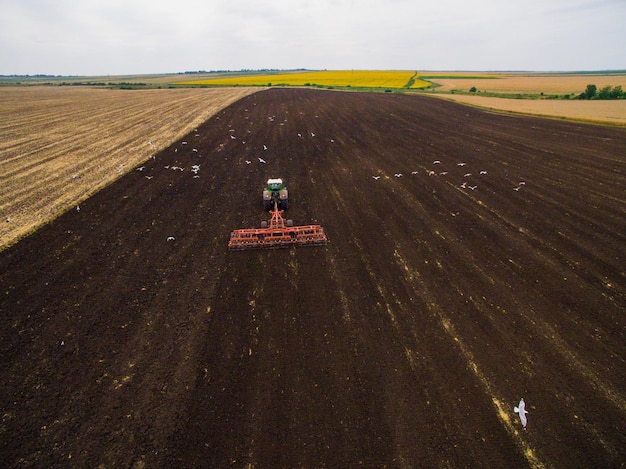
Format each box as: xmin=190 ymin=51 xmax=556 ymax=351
xmin=263 ymin=178 xmax=289 ymax=211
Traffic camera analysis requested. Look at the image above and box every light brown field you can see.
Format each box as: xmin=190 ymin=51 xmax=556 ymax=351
xmin=430 ymin=94 xmax=626 ymax=125
xmin=421 ymin=72 xmax=626 ymax=125
xmin=426 ymin=72 xmax=626 ymax=95
xmin=0 ymin=86 xmax=260 ymax=249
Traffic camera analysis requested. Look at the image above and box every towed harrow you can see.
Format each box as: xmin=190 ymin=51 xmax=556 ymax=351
xmin=228 ymin=202 xmax=327 ymax=251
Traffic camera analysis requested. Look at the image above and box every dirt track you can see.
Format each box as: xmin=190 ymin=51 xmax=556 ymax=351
xmin=1 ymin=89 xmax=625 ymax=468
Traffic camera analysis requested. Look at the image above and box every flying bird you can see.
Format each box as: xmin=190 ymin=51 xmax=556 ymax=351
xmin=479 ymin=170 xmax=487 ymax=175
xmin=263 ymin=144 xmax=268 ymax=150
xmin=457 ymin=162 xmax=466 ymax=166
xmin=433 ymin=160 xmax=441 ymax=164
xmin=258 ymin=157 xmax=266 ymax=164
xmin=245 ymin=160 xmax=251 ymax=164
xmin=514 ymin=398 xmax=528 ymax=429
xmin=167 ymin=236 xmax=176 ymax=242
xmin=394 ymin=173 xmax=403 ymax=177
xmin=372 ymin=175 xmax=381 ymax=180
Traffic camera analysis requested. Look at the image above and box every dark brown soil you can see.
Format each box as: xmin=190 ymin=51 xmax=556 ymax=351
xmin=1 ymin=88 xmax=625 ymax=468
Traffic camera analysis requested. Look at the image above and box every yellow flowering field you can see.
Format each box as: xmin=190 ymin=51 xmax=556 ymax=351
xmin=179 ymin=70 xmax=431 ymax=89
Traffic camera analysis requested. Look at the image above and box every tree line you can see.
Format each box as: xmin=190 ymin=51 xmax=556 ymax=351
xmin=578 ymin=84 xmax=623 ymax=99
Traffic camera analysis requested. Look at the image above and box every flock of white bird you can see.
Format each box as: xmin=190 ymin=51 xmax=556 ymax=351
xmin=371 ymin=159 xmax=527 ymax=193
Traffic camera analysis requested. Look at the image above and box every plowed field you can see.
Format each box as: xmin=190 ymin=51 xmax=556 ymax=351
xmin=1 ymin=89 xmax=625 ymax=468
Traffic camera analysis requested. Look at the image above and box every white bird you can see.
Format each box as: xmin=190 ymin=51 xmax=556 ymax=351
xmin=258 ymin=157 xmax=266 ymax=164
xmin=145 ymin=176 xmax=153 ymax=179
xmin=464 ymin=173 xmax=472 ymax=178
xmin=411 ymin=171 xmax=419 ymax=175
xmin=457 ymin=162 xmax=466 ymax=166
xmin=439 ymin=171 xmax=448 ymax=175
xmin=230 ymin=135 xmax=236 ymax=140
xmin=182 ymin=141 xmax=188 ymax=145
xmin=428 ymin=170 xmax=435 ymax=176
xmin=136 ymin=166 xmax=145 ymax=171
xmin=372 ymin=175 xmax=381 ymax=180
xmin=514 ymin=186 xmax=521 ymax=191
xmin=263 ymin=144 xmax=268 ymax=150
xmin=518 ymin=181 xmax=526 ymax=185
xmin=76 ymin=205 xmax=80 ymax=212
xmin=311 ymin=132 xmax=315 ymax=137
xmin=461 ymin=182 xmax=467 ymax=188
xmin=433 ymin=160 xmax=441 ymax=164
xmin=394 ymin=173 xmax=403 ymax=177
xmin=468 ymin=185 xmax=477 ymax=190
xmin=480 ymin=170 xmax=487 ymax=175
xmin=192 ymin=148 xmax=198 ymax=152
xmin=167 ymin=236 xmax=175 ymax=241
xmin=245 ymin=160 xmax=251 ymax=165
xmin=297 ymin=133 xmax=302 ymax=138
xmin=514 ymin=398 xmax=529 ymax=429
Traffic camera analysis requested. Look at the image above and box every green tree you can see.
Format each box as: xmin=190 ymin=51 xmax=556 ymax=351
xmin=610 ymin=85 xmax=623 ymax=99
xmin=598 ymin=85 xmax=612 ymax=100
xmin=581 ymin=84 xmax=597 ymax=99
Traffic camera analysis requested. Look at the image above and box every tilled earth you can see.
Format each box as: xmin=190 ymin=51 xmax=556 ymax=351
xmin=1 ymin=89 xmax=625 ymax=468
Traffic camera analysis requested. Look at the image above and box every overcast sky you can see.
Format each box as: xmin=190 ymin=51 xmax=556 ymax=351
xmin=1 ymin=0 xmax=624 ymax=76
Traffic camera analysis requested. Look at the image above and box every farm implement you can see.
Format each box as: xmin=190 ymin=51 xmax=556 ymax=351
xmin=228 ymin=179 xmax=327 ymax=251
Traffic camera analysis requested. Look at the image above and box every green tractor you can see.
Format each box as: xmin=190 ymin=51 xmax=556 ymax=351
xmin=263 ymin=178 xmax=289 ymax=211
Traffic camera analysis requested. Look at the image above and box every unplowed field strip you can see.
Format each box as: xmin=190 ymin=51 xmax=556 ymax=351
xmin=1 ymin=89 xmax=624 ymax=467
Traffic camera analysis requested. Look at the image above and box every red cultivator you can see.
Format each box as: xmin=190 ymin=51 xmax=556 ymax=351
xmin=228 ymin=202 xmax=327 ymax=251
